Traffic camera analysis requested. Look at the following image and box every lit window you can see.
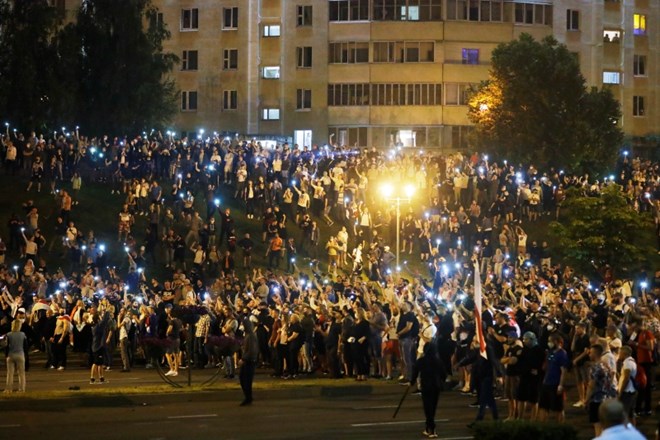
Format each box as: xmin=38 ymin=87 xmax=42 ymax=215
xmin=634 ymin=14 xmax=646 ymax=35
xmin=462 ymin=48 xmax=479 ymax=65
xmin=603 ymin=30 xmax=621 ymax=42
xmin=262 ymin=66 xmax=280 ymax=79
xmin=602 ymin=71 xmax=620 ymax=84
xmin=262 ymin=108 xmax=280 ymax=120
xmin=264 ymin=25 xmax=281 ymax=37
xmin=401 ymin=6 xmax=419 ymax=20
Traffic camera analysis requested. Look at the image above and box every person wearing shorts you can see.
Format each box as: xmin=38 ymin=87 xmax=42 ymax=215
xmin=538 ymin=334 xmax=569 ymax=422
xmin=516 ymin=332 xmax=544 ymax=419
xmin=89 ymin=309 xmax=111 ymax=385
xmin=164 ymin=304 xmax=182 ymax=377
xmin=501 ymin=330 xmax=523 ymax=420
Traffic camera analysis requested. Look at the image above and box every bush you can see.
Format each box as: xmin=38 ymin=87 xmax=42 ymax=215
xmin=472 ymin=421 xmax=579 ymax=440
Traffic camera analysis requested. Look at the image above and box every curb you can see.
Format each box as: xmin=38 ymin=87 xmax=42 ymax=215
xmin=0 ymin=384 xmax=397 ymax=411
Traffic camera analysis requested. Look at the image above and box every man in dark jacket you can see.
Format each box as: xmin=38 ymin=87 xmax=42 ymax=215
xmin=239 ymin=316 xmax=259 ymax=406
xmin=411 ymin=343 xmax=446 ymax=438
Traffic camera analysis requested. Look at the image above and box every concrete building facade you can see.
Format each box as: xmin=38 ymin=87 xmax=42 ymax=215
xmin=129 ymin=0 xmax=658 ymax=149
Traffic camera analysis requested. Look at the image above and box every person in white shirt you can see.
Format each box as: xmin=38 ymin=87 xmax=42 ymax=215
xmin=593 ymin=399 xmax=645 ymax=440
xmin=617 ymin=346 xmax=638 ymax=424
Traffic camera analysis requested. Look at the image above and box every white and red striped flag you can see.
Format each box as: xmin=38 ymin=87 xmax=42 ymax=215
xmin=474 ymin=263 xmax=487 ymax=359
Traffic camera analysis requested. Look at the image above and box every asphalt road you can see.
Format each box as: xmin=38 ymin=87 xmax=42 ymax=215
xmin=2 ymin=355 xmax=659 ymax=439
xmin=2 ymin=390 xmax=486 ymax=440
xmin=2 ymin=384 xmax=658 ymax=440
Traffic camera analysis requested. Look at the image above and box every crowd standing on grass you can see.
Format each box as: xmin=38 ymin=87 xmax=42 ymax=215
xmin=0 ymin=127 xmax=659 ymax=436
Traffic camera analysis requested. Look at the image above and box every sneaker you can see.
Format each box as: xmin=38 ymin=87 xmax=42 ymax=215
xmin=428 ymin=433 xmax=438 ymax=439
xmin=468 ymin=402 xmax=479 ymax=408
xmin=170 ymin=371 xmax=178 ymax=377
xmin=57 ymin=366 xmax=65 ymax=371
xmin=99 ymin=377 xmax=106 ymax=384
xmin=572 ymin=401 xmax=584 ymax=408
xmin=412 ymin=389 xmax=422 ymax=395
xmin=89 ymin=378 xmax=96 ymax=385
xmin=164 ymin=370 xmax=174 ymax=376
xmin=422 ymin=430 xmax=431 ymax=437
xmin=397 ymin=375 xmax=405 ymax=381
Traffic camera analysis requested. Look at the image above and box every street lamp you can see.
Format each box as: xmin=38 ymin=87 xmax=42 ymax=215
xmin=381 ymin=182 xmax=416 ymax=270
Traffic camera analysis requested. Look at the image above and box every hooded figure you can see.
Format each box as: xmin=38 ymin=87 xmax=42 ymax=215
xmin=239 ymin=316 xmax=259 ymax=406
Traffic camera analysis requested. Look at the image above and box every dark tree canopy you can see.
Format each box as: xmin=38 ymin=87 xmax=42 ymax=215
xmin=0 ymin=0 xmax=64 ymax=131
xmin=468 ymin=34 xmax=623 ymax=175
xmin=549 ymin=185 xmax=653 ymax=277
xmin=0 ymin=0 xmax=178 ymax=135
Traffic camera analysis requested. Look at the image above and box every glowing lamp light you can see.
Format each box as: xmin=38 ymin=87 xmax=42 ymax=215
xmin=99 ymin=244 xmax=106 ymax=252
xmin=214 ymin=198 xmax=220 ymax=206
xmin=124 ymin=246 xmax=130 ymax=253
xmin=137 ymin=268 xmax=144 ymax=274
xmin=380 ymin=182 xmax=393 ymax=198
xmin=403 ymin=184 xmax=415 ymax=198
xmin=641 ymin=281 xmax=648 ymax=289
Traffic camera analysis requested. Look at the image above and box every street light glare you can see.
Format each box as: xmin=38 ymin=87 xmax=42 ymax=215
xmin=380 ymin=182 xmax=393 ymax=198
xmin=404 ymin=184 xmax=415 ymax=198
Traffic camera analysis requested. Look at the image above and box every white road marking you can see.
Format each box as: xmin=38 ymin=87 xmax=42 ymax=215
xmin=351 ymin=419 xmax=449 ymax=427
xmin=167 ymin=414 xmax=218 ymax=420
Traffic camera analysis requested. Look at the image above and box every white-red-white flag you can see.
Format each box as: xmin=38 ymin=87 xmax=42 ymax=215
xmin=474 ymin=263 xmax=487 ymax=359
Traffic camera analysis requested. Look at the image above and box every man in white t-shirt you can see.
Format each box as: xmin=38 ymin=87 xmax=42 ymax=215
xmin=617 ymin=346 xmax=638 ymax=423
xmin=417 ymin=310 xmax=438 ymax=358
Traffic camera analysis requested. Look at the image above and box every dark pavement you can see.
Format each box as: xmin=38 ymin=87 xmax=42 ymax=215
xmin=2 ymin=357 xmax=659 ymax=439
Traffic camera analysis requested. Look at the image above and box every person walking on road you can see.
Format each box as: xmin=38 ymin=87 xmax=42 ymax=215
xmin=411 ymin=343 xmax=446 ymax=438
xmin=4 ymin=319 xmax=28 ymax=393
xmin=239 ymin=316 xmax=259 ymax=406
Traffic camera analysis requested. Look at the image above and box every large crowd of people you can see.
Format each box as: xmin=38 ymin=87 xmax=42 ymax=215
xmin=0 ymin=127 xmax=659 ymax=437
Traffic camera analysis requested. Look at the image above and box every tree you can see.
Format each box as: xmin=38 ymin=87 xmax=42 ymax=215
xmin=0 ymin=0 xmax=64 ymax=131
xmin=68 ymin=0 xmax=178 ymax=134
xmin=549 ymin=185 xmax=654 ymax=278
xmin=468 ymin=34 xmax=623 ymax=175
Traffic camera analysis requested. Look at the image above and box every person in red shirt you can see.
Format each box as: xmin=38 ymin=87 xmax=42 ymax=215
xmin=629 ymin=319 xmax=655 ymax=416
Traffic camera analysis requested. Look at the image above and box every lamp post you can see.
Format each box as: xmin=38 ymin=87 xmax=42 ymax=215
xmin=381 ymin=182 xmax=416 ymax=271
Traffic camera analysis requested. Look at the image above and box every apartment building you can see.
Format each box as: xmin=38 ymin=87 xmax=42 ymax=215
xmin=132 ymin=1 xmax=658 ymax=148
